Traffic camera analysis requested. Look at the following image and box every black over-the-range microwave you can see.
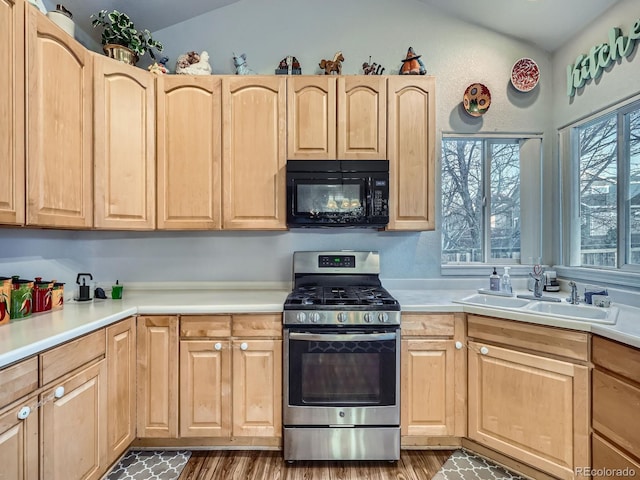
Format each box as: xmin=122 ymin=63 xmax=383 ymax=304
xmin=286 ymin=160 xmax=389 ymax=228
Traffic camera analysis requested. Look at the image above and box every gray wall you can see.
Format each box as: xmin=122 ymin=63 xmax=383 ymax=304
xmin=2 ymin=0 xmax=607 ymax=286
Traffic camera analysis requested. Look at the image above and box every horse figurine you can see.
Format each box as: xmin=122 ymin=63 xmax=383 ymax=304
xmin=233 ymin=52 xmax=255 ymax=75
xmin=362 ymin=56 xmax=385 ymax=75
xmin=319 ymin=51 xmax=344 ymax=75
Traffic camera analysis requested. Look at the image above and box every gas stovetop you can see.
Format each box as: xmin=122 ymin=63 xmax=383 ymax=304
xmin=283 ymin=251 xmax=400 ymax=326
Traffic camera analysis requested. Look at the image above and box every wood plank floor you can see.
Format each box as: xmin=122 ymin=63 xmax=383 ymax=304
xmin=179 ymin=449 xmax=453 ymax=480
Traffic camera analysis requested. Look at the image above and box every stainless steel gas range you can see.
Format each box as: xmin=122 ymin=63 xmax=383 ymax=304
xmin=283 ymin=251 xmax=401 ymax=462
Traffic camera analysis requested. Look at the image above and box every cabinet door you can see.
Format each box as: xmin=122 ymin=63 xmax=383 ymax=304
xmin=180 ymin=340 xmax=231 ymax=437
xmin=106 ymin=317 xmax=136 ymax=464
xmin=26 ymin=6 xmax=92 ymax=228
xmin=337 ymin=76 xmax=386 ymax=160
xmin=387 ymin=76 xmax=435 ymax=230
xmin=222 ymin=76 xmax=287 ymax=230
xmin=0 ymin=396 xmax=38 ymax=480
xmin=287 ymin=76 xmax=336 ymax=160
xmin=468 ymin=341 xmax=589 ymax=479
xmin=41 ymin=360 xmax=107 ymax=480
xmin=0 ymin=0 xmax=25 ymax=225
xmin=136 ymin=316 xmax=178 ymax=438
xmin=401 ymin=339 xmax=458 ymax=437
xmin=93 ymin=54 xmax=155 ymax=229
xmin=156 ymin=76 xmax=222 ymax=229
xmin=232 ymin=339 xmax=282 ymax=437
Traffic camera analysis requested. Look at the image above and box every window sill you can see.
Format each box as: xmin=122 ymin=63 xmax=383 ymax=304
xmin=552 ymin=266 xmax=640 ymax=290
xmin=441 ymin=264 xmax=542 ymax=277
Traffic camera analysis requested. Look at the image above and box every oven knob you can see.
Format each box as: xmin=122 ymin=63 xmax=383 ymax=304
xmin=378 ymin=312 xmax=389 ymax=323
xmin=337 ymin=312 xmax=348 ymax=323
xmin=363 ymin=313 xmax=373 ymax=323
xmin=295 ymin=312 xmax=306 ymax=323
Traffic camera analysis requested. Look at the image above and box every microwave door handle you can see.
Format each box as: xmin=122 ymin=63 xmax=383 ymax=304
xmin=288 ymin=332 xmax=397 ymax=342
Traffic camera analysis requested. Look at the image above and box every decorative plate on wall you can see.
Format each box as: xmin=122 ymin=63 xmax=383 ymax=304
xmin=463 ymin=83 xmax=491 ymax=117
xmin=511 ymin=57 xmax=540 ymax=92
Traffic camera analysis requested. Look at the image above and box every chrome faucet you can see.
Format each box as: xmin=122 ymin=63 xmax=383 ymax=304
xmin=567 ymin=281 xmax=580 ymax=304
xmin=529 ymin=273 xmax=543 ymax=298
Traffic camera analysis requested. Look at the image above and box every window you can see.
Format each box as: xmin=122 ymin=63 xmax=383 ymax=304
xmin=441 ymin=136 xmax=541 ymax=266
xmin=569 ymin=100 xmax=640 ymax=269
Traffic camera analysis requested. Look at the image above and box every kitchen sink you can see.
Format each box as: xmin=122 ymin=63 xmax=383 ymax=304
xmin=522 ymin=302 xmax=619 ymax=324
xmin=456 ymin=294 xmax=531 ymax=309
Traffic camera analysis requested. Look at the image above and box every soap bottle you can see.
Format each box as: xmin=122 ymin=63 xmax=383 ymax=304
xmin=489 ymin=267 xmax=500 ymax=291
xmin=501 ymin=267 xmax=512 ymax=293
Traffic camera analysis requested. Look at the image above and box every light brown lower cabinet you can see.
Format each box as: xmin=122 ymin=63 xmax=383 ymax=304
xmin=591 ymin=336 xmax=640 ymax=475
xmin=40 ymin=359 xmax=107 ymax=480
xmin=106 ymin=317 xmax=137 ymax=464
xmin=401 ymin=313 xmax=466 ymax=442
xmin=467 ymin=315 xmax=590 ymax=480
xmin=137 ymin=316 xmax=179 ymax=439
xmin=0 ymin=395 xmax=38 ymax=480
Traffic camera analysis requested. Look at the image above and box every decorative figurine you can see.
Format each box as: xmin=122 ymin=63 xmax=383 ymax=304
xmin=275 ymin=55 xmax=302 ymax=75
xmin=400 ymin=47 xmax=426 ymax=75
xmin=362 ymin=56 xmax=385 ymax=75
xmin=176 ymin=51 xmax=212 ymax=75
xmin=319 ymin=51 xmax=344 ymax=75
xmin=148 ymin=62 xmax=168 ymax=75
xmin=233 ymin=52 xmax=255 ymax=75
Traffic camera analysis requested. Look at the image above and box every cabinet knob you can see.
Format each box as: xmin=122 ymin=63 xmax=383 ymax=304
xmin=455 ymin=341 xmax=464 ymax=350
xmin=17 ymin=406 xmax=31 ymax=420
xmin=54 ymin=386 xmax=65 ymax=399
xmin=214 ymin=342 xmax=222 ymax=351
xmin=480 ymin=346 xmax=489 ymax=355
xmin=240 ymin=342 xmax=248 ymax=351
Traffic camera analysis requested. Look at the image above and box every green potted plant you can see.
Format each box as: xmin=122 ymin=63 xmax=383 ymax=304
xmin=90 ymin=9 xmax=163 ymax=66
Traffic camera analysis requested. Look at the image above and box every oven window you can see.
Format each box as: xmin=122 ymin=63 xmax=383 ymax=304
xmin=288 ymin=337 xmax=397 ymax=407
xmin=295 ymin=183 xmax=364 ymax=215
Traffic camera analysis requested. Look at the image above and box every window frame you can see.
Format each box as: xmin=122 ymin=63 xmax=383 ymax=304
xmin=440 ymin=133 xmax=543 ymax=275
xmin=561 ymin=97 xmax=640 ymax=275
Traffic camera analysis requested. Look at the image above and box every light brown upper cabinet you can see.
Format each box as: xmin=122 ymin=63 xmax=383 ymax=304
xmin=387 ymin=76 xmax=436 ymax=231
xmin=93 ymin=54 xmax=156 ymax=229
xmin=222 ymin=76 xmax=287 ymax=230
xmin=156 ymin=75 xmax=222 ymax=229
xmin=0 ymin=0 xmax=25 ymax=225
xmin=287 ymin=76 xmax=386 ymax=160
xmin=26 ymin=5 xmax=93 ymax=228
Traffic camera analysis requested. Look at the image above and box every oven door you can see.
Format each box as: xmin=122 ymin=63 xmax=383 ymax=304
xmin=283 ymin=327 xmax=400 ymax=427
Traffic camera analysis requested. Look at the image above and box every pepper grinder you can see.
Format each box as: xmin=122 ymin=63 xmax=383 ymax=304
xmin=76 ymin=273 xmax=93 ymax=301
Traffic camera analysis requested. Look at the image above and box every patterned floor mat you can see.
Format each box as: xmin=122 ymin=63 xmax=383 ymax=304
xmin=106 ymin=450 xmax=191 ymax=480
xmin=432 ymin=449 xmax=527 ymax=480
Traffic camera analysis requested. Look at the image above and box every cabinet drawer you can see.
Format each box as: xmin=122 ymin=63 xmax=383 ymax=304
xmin=40 ymin=329 xmax=106 ymax=385
xmin=467 ymin=315 xmax=588 ymax=362
xmin=231 ymin=314 xmax=282 ymax=338
xmin=592 ymin=336 xmax=640 ymax=385
xmin=180 ymin=315 xmax=232 ymax=338
xmin=401 ymin=313 xmax=455 ymax=337
xmin=592 ymin=368 xmax=640 ymax=459
xmin=592 ymin=433 xmax=640 ymax=478
xmin=0 ymin=356 xmax=38 ymax=409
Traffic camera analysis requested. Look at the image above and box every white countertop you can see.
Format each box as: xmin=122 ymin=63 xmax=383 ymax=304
xmin=1 ymin=286 xmax=639 ymax=369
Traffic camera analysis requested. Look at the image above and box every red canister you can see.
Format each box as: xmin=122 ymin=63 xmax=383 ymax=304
xmin=33 ymin=277 xmax=54 ymax=313
xmin=0 ymin=277 xmax=10 ymax=325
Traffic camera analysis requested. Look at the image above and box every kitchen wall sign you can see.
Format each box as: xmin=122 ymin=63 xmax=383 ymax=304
xmin=567 ymin=18 xmax=640 ymax=97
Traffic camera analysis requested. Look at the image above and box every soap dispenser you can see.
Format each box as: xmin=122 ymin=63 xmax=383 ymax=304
xmin=501 ymin=267 xmax=512 ymax=293
xmin=489 ymin=267 xmax=500 ymax=291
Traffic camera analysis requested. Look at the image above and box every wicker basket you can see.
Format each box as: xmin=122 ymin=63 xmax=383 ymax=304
xmin=103 ymin=44 xmax=138 ymax=66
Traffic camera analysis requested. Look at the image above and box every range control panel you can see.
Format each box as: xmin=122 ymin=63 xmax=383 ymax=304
xmin=318 ymin=255 xmax=356 ymax=268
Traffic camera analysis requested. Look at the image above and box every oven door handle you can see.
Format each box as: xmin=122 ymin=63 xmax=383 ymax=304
xmin=288 ymin=332 xmax=397 ymax=342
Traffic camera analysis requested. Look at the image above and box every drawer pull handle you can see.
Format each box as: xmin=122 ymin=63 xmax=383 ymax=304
xmin=54 ymin=386 xmax=65 ymax=399
xmin=480 ymin=346 xmax=489 ymax=355
xmin=214 ymin=342 xmax=222 ymax=351
xmin=240 ymin=342 xmax=248 ymax=351
xmin=455 ymin=341 xmax=464 ymax=350
xmin=17 ymin=406 xmax=31 ymax=420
